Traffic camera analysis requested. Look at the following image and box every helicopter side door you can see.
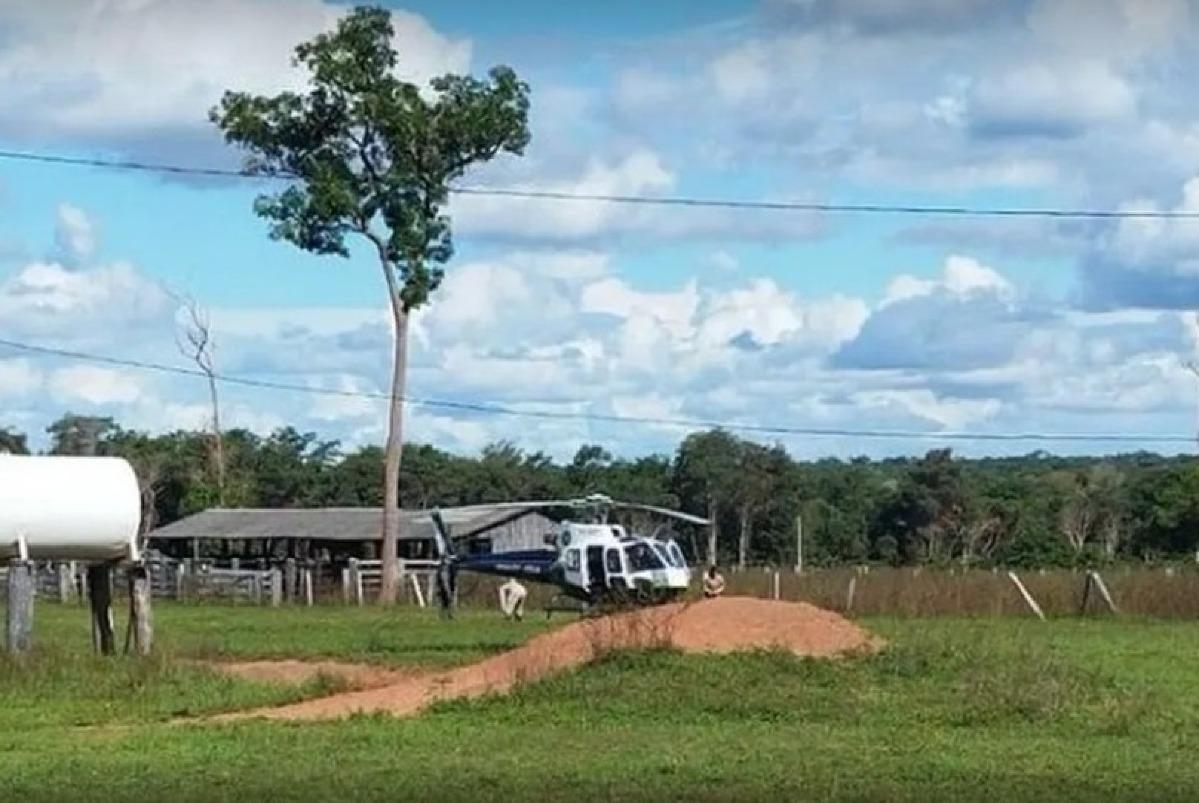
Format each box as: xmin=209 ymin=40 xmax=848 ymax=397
xmin=563 ymin=547 xmax=584 ymax=591
xmin=605 ymin=547 xmax=627 ymax=591
xmin=585 ymin=545 xmax=606 ymax=596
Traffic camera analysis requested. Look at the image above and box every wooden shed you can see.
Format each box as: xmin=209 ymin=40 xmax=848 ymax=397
xmin=148 ymin=506 xmax=557 ymax=563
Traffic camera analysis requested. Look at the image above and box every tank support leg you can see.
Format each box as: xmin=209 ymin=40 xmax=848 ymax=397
xmin=5 ymin=559 xmax=34 ymax=655
xmin=88 ymin=565 xmax=115 ymax=656
xmin=124 ymin=564 xmax=153 ymax=656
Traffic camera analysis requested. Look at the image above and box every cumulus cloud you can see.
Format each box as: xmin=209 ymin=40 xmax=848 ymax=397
xmin=605 ymin=0 xmax=1198 ymax=204
xmin=0 ymin=359 xmax=42 ymax=399
xmin=0 ymin=260 xmax=174 ymax=341
xmin=1077 ymin=176 xmax=1199 ymax=309
xmin=836 ymin=256 xmax=1044 ymax=371
xmin=54 ymin=204 xmax=96 ymax=264
xmin=48 ymin=365 xmax=142 ymax=405
xmin=0 ymin=1 xmax=470 ymax=161
xmin=453 ymin=150 xmax=820 ymax=245
xmin=968 ymin=59 xmax=1137 ymax=139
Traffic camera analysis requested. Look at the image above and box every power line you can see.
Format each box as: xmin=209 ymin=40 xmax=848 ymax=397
xmin=0 ymin=337 xmax=1193 ymax=446
xmin=1 ymin=148 xmax=1196 ymax=220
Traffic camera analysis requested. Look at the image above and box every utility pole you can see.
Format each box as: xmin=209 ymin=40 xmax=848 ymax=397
xmin=794 ymin=513 xmax=803 ymax=575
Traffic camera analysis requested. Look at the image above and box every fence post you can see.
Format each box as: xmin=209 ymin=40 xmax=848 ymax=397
xmin=341 ymin=568 xmax=350 ymax=605
xmin=845 ymin=575 xmax=857 ymax=614
xmin=57 ymin=562 xmax=73 ymax=604
xmin=1088 ymin=570 xmax=1118 ymax=614
xmin=410 ymin=573 xmax=426 ymax=608
xmin=303 ymin=568 xmax=314 ymax=607
xmin=772 ymin=570 xmax=780 ymax=601
xmin=348 ymin=559 xmax=363 ymax=606
xmin=6 ymin=559 xmax=34 ymax=655
xmin=1007 ymin=571 xmax=1045 ymax=621
xmin=284 ymin=558 xmax=297 ymax=603
xmin=270 ymin=568 xmax=283 ymax=607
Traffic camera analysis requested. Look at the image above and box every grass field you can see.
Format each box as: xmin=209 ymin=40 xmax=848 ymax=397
xmin=2 ymin=603 xmax=1198 ymax=802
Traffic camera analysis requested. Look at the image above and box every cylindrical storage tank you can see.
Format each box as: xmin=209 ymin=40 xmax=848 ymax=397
xmin=0 ymin=456 xmax=141 ymax=561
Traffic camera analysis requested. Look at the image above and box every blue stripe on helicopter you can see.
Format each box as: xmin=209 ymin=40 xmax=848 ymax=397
xmin=455 ymin=549 xmax=559 ymax=581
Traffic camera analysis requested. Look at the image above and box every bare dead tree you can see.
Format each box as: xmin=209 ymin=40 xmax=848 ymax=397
xmin=174 ymin=294 xmax=226 ymax=505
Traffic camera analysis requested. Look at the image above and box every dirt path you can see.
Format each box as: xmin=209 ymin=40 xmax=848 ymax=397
xmin=207 ymin=597 xmax=879 ymax=723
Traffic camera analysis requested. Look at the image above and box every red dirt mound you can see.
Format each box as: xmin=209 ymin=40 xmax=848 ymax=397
xmin=211 ymin=597 xmax=878 ymax=723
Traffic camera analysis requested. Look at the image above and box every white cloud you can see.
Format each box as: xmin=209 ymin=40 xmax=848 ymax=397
xmin=852 ymin=389 xmax=1001 ymax=430
xmin=710 ymin=42 xmax=771 ymax=103
xmin=454 ymin=150 xmax=675 ymax=241
xmin=969 ymin=59 xmax=1137 ymax=137
xmin=431 ymin=261 xmax=533 ymax=330
xmin=883 ymin=255 xmax=1012 ymax=306
xmin=0 ymin=359 xmax=42 ymax=399
xmin=1078 ymin=175 xmax=1199 ymax=308
xmin=0 ymin=2 xmax=470 ymax=145
xmin=307 ymin=374 xmax=383 ymax=423
xmin=48 ymin=365 xmax=142 ymax=405
xmin=0 ymin=260 xmax=174 ymax=340
xmin=54 ymin=204 xmax=96 ymax=264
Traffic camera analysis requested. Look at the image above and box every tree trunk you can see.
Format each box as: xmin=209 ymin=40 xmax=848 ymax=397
xmin=737 ymin=505 xmax=751 ymax=570
xmin=706 ymin=497 xmax=718 ymax=567
xmin=378 ymin=271 xmax=410 ymax=605
xmin=207 ymin=372 xmax=226 ymax=506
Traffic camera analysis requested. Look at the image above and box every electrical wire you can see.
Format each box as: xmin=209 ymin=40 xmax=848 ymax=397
xmin=0 ymin=337 xmax=1193 ymax=445
xmin=1 ymin=148 xmax=1196 ymax=220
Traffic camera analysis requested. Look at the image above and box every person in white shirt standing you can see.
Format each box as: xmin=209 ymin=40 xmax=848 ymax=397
xmin=498 ymin=578 xmax=528 ymax=621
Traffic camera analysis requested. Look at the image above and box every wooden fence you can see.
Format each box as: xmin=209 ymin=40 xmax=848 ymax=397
xmin=9 ymin=560 xmax=1199 ymax=617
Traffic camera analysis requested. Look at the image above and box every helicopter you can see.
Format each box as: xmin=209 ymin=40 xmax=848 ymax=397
xmin=424 ymin=493 xmax=710 ymax=616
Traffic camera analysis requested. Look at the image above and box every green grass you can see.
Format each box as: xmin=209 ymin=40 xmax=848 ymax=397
xmin=2 ymin=604 xmax=1198 ymax=801
xmin=35 ymin=601 xmax=559 ymax=668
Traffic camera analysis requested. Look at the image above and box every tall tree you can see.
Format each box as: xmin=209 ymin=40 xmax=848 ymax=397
xmin=46 ymin=414 xmax=117 ymax=456
xmin=734 ymin=442 xmax=782 ymax=570
xmin=566 ymin=444 xmax=613 ymax=494
xmin=212 ymin=6 xmax=530 ymax=602
xmin=0 ymin=427 xmax=28 ymax=455
xmin=673 ymin=430 xmax=742 ymax=566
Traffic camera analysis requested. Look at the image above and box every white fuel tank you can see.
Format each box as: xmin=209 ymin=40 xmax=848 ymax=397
xmin=0 ymin=456 xmax=141 ymax=561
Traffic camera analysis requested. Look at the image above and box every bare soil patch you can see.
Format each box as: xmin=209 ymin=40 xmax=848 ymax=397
xmin=203 ymin=659 xmax=414 ymax=690
xmin=209 ymin=597 xmax=879 ymax=723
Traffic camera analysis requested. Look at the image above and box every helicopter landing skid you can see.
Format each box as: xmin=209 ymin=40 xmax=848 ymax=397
xmin=544 ymin=595 xmax=590 ymax=620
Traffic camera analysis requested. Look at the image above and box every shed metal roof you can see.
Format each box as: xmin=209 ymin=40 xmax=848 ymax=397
xmin=148 ymin=506 xmax=554 ymax=543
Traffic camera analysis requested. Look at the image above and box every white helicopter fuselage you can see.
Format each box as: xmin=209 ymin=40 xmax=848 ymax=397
xmin=548 ymin=522 xmax=692 ymax=601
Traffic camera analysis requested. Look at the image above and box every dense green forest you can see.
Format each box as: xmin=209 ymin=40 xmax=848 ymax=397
xmin=3 ymin=414 xmax=1199 ymax=568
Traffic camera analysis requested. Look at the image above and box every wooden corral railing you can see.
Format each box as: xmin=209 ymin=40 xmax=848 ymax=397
xmin=340 ymin=559 xmax=438 ymax=607
xmin=12 ymin=559 xmax=1199 ymax=617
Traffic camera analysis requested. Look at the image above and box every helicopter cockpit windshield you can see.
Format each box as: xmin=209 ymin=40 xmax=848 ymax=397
xmin=624 ymin=542 xmax=666 ymax=572
xmin=662 ymin=540 xmax=686 ymax=568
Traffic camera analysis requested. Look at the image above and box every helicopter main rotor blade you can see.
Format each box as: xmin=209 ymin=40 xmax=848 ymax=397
xmin=411 ymin=499 xmax=588 ymax=518
xmin=609 ymin=501 xmax=710 ymax=526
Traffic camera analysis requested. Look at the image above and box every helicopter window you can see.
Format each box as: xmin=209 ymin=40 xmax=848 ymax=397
xmin=565 ymin=549 xmax=580 ymax=572
xmin=605 ymin=549 xmax=623 ymax=575
xmin=657 ymin=544 xmax=685 ymax=570
xmin=624 ymin=543 xmax=665 ymax=572
xmin=667 ymin=542 xmax=686 ymax=568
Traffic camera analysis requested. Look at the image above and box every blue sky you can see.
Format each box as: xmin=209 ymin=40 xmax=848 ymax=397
xmin=1 ymin=0 xmax=1199 ymax=459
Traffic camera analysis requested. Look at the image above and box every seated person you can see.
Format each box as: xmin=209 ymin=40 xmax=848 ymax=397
xmin=702 ymin=565 xmax=726 ymax=598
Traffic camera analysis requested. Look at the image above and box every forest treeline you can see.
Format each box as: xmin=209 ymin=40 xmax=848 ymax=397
xmin=3 ymin=414 xmax=1198 ymax=568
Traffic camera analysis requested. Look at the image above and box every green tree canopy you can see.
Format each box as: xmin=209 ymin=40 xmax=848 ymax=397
xmin=211 ymin=5 xmax=531 ymax=602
